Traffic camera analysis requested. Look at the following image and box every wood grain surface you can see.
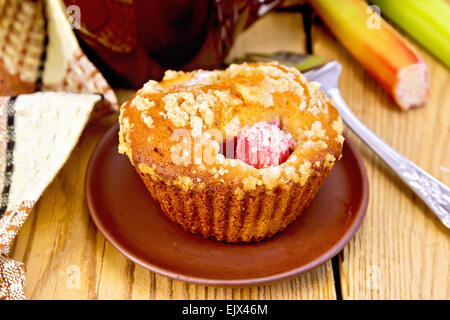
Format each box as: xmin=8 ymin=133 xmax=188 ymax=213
xmin=9 ymin=12 xmax=449 ymax=300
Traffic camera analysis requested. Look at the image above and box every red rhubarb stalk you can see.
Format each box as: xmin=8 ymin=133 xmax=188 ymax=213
xmin=309 ymin=0 xmax=429 ymax=110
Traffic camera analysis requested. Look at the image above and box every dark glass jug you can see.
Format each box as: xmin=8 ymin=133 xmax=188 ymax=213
xmin=64 ymin=0 xmax=282 ymax=88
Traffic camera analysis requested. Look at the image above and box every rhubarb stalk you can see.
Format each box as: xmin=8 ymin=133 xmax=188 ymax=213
xmin=369 ymin=0 xmax=450 ymax=69
xmin=308 ymin=0 xmax=429 ymax=110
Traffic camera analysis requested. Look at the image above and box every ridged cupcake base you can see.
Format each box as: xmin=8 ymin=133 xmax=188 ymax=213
xmin=137 ymin=168 xmax=331 ymax=243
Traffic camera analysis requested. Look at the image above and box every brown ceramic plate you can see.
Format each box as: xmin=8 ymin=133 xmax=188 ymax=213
xmin=85 ymin=123 xmax=369 ymax=286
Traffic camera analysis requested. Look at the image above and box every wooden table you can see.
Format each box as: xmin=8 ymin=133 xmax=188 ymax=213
xmin=10 ymin=12 xmax=449 ymax=300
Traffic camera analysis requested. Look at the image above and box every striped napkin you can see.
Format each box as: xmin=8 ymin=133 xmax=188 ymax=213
xmin=0 ymin=0 xmax=117 ymax=299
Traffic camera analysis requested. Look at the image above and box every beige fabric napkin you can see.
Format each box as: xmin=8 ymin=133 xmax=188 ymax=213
xmin=0 ymin=0 xmax=117 ymax=299
xmin=0 ymin=0 xmax=117 ymax=109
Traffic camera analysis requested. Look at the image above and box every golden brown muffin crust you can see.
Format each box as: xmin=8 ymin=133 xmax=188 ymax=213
xmin=119 ymin=62 xmax=344 ymax=194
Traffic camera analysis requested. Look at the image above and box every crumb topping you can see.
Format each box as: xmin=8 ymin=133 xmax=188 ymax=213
xmin=141 ymin=112 xmax=154 ymax=128
xmin=119 ymin=62 xmax=344 ymax=192
xmin=132 ymin=95 xmax=155 ymax=111
xmin=160 ymin=91 xmax=216 ymax=127
xmin=141 ymin=80 xmax=164 ymax=94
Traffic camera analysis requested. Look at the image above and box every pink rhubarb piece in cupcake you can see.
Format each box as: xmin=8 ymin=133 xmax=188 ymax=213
xmin=236 ymin=120 xmax=293 ymax=169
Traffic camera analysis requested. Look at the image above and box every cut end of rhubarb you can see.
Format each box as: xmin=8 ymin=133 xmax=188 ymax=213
xmin=310 ymin=0 xmax=431 ymax=111
xmin=395 ymin=61 xmax=429 ymax=110
xmin=236 ymin=121 xmax=292 ymax=169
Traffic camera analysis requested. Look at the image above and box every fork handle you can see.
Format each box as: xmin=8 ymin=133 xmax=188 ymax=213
xmin=329 ymin=88 xmax=450 ymax=228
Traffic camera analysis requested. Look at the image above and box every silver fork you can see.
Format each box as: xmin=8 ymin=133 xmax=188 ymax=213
xmin=239 ymin=52 xmax=450 ymax=228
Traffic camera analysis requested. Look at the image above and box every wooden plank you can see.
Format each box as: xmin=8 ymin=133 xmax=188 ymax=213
xmin=310 ymin=22 xmax=449 ymax=299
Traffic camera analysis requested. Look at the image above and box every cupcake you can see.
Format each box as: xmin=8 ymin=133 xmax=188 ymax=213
xmin=118 ymin=62 xmax=344 ymax=243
